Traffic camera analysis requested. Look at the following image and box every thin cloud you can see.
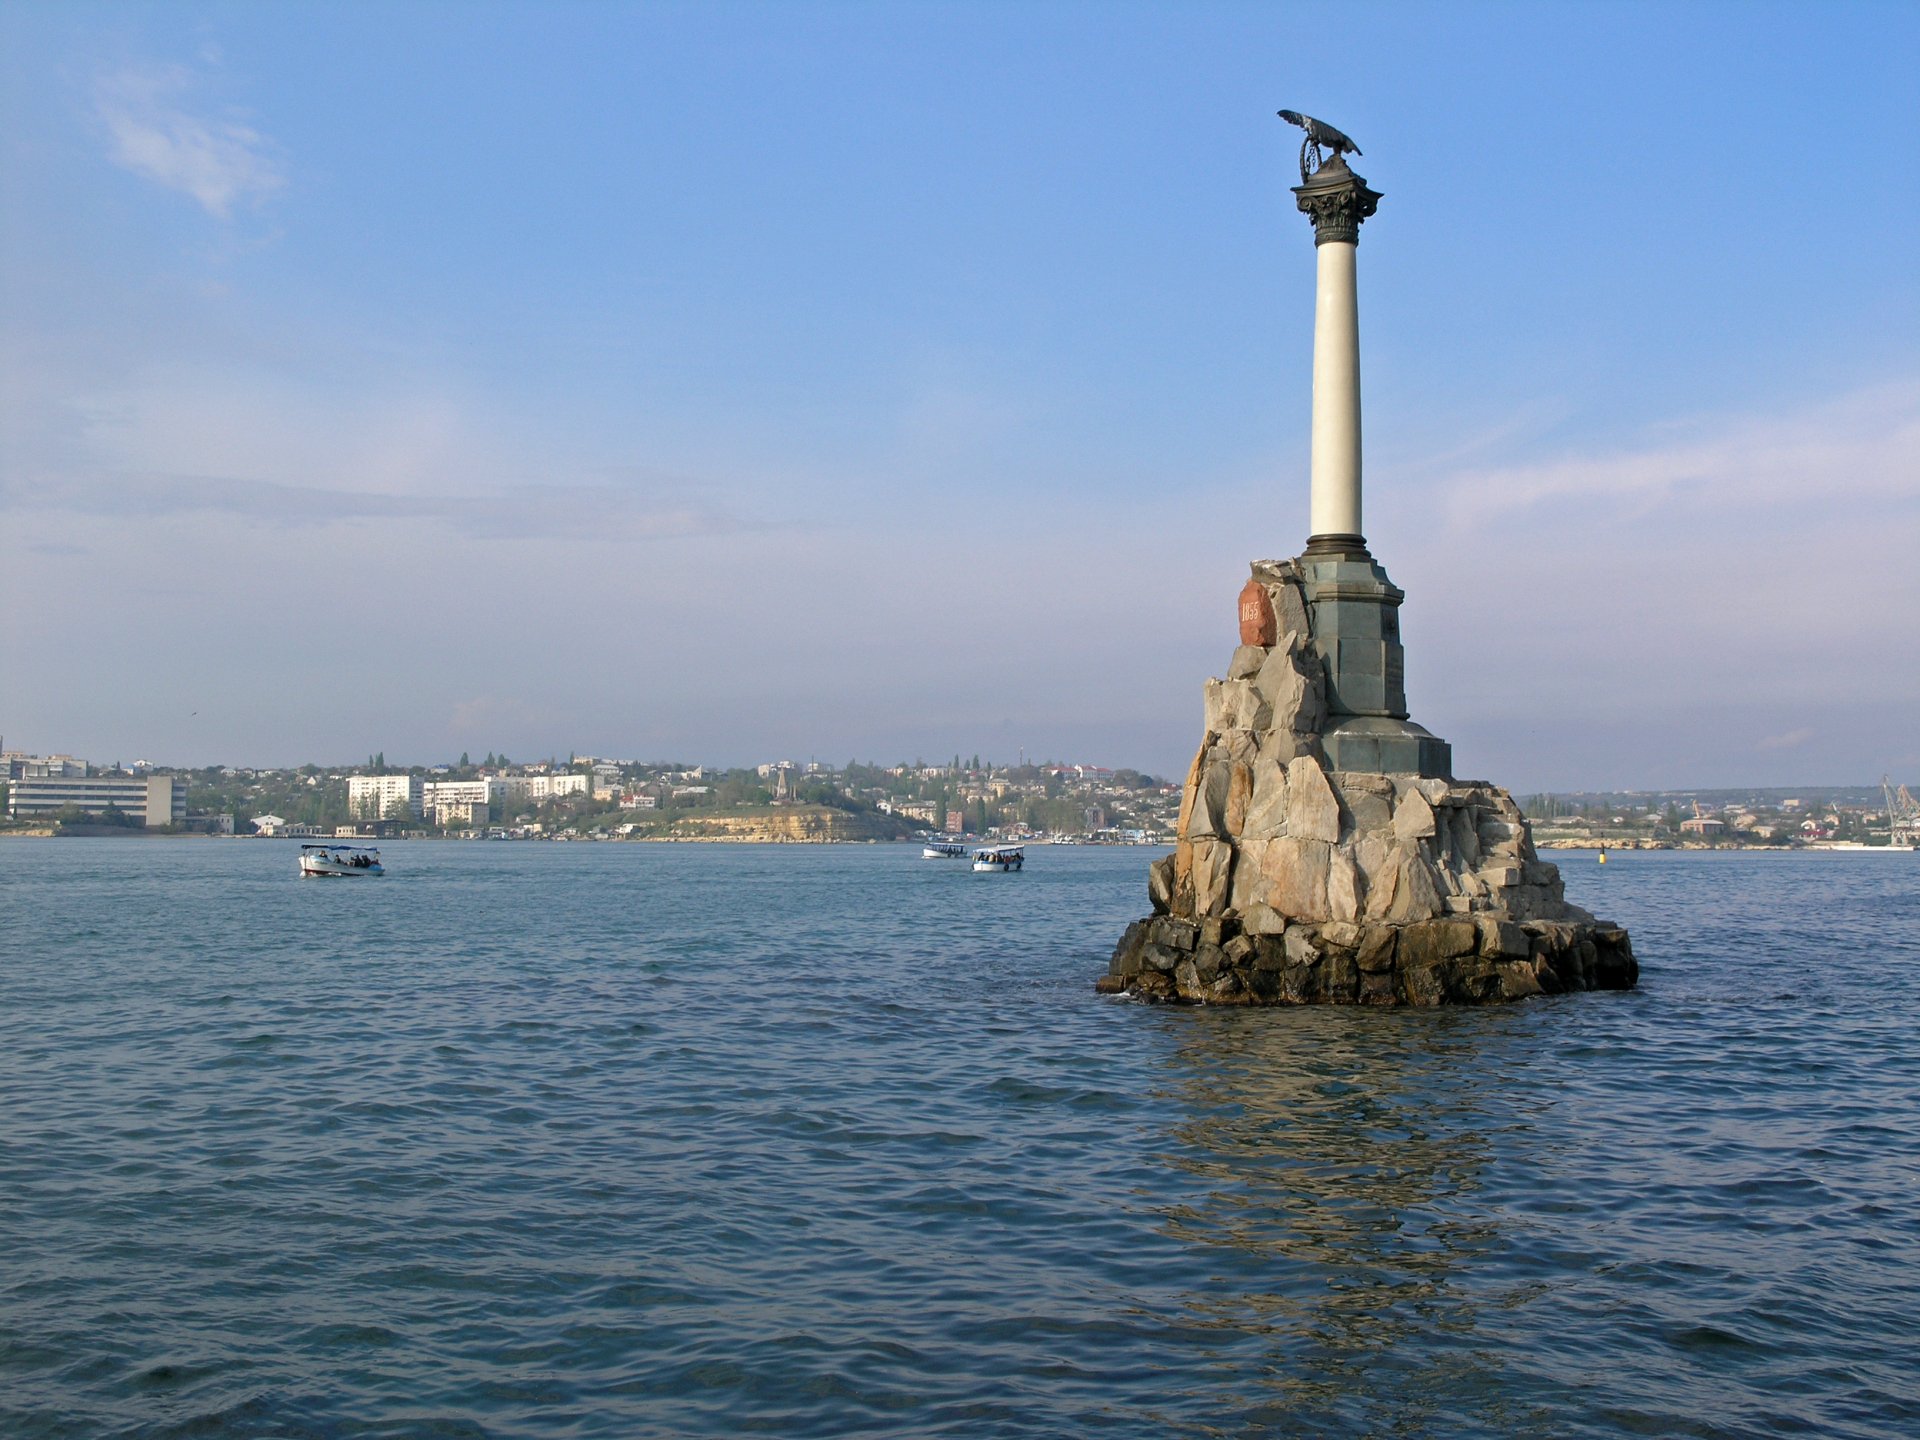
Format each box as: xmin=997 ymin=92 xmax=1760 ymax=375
xmin=93 ymin=64 xmax=284 ymax=219
xmin=1756 ymin=728 xmax=1816 ymax=752
xmin=1435 ymin=379 xmax=1920 ymax=534
xmin=3 ymin=471 xmax=756 ymax=542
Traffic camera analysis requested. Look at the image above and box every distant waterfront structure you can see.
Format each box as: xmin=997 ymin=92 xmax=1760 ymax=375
xmin=7 ymin=774 xmax=185 ymax=828
xmin=347 ymin=773 xmax=424 ymax=821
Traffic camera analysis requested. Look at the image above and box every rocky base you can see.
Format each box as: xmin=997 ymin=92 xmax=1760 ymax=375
xmin=1100 ymin=554 xmax=1635 ymax=1006
xmin=1099 ymin=912 xmax=1637 ymax=1006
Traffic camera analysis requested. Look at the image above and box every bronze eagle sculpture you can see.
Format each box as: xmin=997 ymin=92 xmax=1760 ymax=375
xmin=1277 ymin=110 xmax=1361 ymax=182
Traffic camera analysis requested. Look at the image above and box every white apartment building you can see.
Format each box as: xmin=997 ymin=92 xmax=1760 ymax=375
xmin=347 ymin=774 xmax=424 ymax=820
xmin=492 ymin=773 xmax=589 ymax=806
xmin=422 ymin=779 xmax=496 ymax=828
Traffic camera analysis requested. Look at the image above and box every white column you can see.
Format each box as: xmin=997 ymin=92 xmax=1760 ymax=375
xmin=1309 ymin=238 xmax=1362 ymax=540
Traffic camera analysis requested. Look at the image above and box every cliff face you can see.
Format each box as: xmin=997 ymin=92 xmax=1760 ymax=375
xmin=643 ymin=807 xmax=914 ymax=843
xmin=1101 ymin=561 xmax=1635 ymax=1006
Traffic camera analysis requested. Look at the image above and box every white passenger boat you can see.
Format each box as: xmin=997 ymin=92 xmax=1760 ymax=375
xmin=972 ymin=845 xmax=1024 ymax=872
xmin=299 ymin=843 xmax=384 ymax=877
xmin=923 ymin=840 xmax=969 ymax=859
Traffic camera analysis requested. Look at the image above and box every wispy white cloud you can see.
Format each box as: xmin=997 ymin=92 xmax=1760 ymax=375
xmin=93 ymin=63 xmax=283 ymax=219
xmin=1433 ymin=379 xmax=1920 ymax=535
xmin=3 ymin=470 xmax=756 ymax=542
xmin=1756 ymin=727 xmax=1816 ymax=752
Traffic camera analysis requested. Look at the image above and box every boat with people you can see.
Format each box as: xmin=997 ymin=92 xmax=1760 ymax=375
xmin=972 ymin=845 xmax=1025 ymax=872
xmin=299 ymin=843 xmax=384 ymax=877
xmin=922 ymin=840 xmax=969 ymax=859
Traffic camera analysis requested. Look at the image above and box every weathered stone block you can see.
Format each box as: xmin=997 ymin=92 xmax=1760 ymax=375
xmin=1227 ymin=644 xmax=1267 ymax=680
xmin=1223 ymin=762 xmax=1254 ymax=838
xmin=1204 ymin=677 xmax=1271 ymax=734
xmin=1400 ymin=964 xmax=1447 ymax=1007
xmin=1240 ymin=765 xmax=1290 ymax=842
xmin=1215 ymin=732 xmax=1257 ymax=767
xmin=1261 ymin=836 xmax=1332 ymax=919
xmin=1382 ymin=845 xmax=1444 ymax=924
xmin=1476 ymin=915 xmax=1530 ymax=958
xmin=1240 ymin=900 xmax=1288 ymax=936
xmin=1147 ymin=855 xmax=1174 ymax=915
xmin=1494 ymin=960 xmax=1544 ymax=1001
xmin=1339 ymin=784 xmax=1394 ymax=835
xmin=1320 ymin=952 xmax=1358 ymax=1002
xmin=1327 ymin=847 xmax=1364 ymax=921
xmin=1173 ymin=736 xmax=1210 ymax=840
xmin=1320 ymin=920 xmax=1364 ymax=952
xmin=1286 ymin=756 xmax=1343 ymax=842
xmin=1198 ymin=915 xmax=1236 ymax=947
xmin=1147 ymin=916 xmax=1199 ymax=952
xmin=1399 ymin=918 xmax=1477 ymax=968
xmin=1229 ymin=837 xmax=1270 ymax=911
xmin=1359 ymin=969 xmax=1398 ymax=1005
xmin=1258 ymin=729 xmax=1318 ymax=765
xmin=1252 ymin=637 xmax=1326 ymax=734
xmin=1355 ymin=925 xmax=1396 ymax=972
xmin=1191 ymin=838 xmax=1234 ymax=917
xmin=1394 ymin=787 xmax=1438 ymax=841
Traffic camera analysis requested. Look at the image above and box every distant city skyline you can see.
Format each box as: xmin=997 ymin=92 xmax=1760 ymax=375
xmin=3 ymin=1 xmax=1915 ymax=793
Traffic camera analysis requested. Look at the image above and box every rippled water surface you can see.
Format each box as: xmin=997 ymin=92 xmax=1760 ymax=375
xmin=3 ymin=840 xmax=1918 ymax=1438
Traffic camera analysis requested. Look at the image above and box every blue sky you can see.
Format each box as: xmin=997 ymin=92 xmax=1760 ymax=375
xmin=3 ymin=0 xmax=1915 ymax=789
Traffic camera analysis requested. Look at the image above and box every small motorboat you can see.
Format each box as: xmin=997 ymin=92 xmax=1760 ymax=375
xmin=922 ymin=840 xmax=969 ymax=859
xmin=300 ymin=843 xmax=384 ymax=877
xmin=972 ymin=845 xmax=1024 ymax=872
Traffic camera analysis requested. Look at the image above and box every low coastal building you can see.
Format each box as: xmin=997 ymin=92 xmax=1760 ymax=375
xmin=7 ymin=774 xmax=186 ymax=828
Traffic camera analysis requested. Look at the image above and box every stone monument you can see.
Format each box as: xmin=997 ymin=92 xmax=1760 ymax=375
xmin=1100 ymin=113 xmax=1635 ymax=1006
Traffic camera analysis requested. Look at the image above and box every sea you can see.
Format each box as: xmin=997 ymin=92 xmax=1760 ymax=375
xmin=2 ymin=840 xmax=1917 ymax=1439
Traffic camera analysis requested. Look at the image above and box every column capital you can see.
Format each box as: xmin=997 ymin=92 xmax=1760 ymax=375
xmin=1292 ymin=155 xmax=1381 ymax=246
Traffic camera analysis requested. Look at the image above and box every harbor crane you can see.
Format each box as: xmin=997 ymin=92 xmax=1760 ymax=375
xmin=1884 ymin=776 xmax=1920 ymax=847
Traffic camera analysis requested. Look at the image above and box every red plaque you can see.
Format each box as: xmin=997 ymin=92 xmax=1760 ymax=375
xmin=1238 ymin=578 xmax=1276 ymax=647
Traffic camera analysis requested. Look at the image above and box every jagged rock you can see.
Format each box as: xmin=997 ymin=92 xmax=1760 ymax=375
xmin=1383 ymin=844 xmax=1443 ymax=924
xmin=1227 ymin=643 xmax=1267 ymax=680
xmin=1223 ymin=762 xmax=1254 ymax=837
xmin=1241 ymin=763 xmax=1291 ymax=841
xmin=1147 ymin=855 xmax=1174 ymax=915
xmin=1253 ymin=637 xmax=1325 ymax=735
xmin=1263 ymin=836 xmax=1332 ymax=919
xmin=1339 ymin=779 xmax=1394 ymax=835
xmin=1476 ymin=915 xmax=1530 ymax=958
xmin=1327 ymin=847 xmax=1364 ymax=921
xmin=1241 ymin=901 xmax=1289 ymax=936
xmin=1286 ymin=756 xmax=1343 ymax=842
xmin=1203 ymin=678 xmax=1271 ymax=734
xmin=1399 ymin=918 xmax=1478 ymax=968
xmin=1394 ymin=788 xmax=1437 ymax=841
xmin=1191 ymin=838 xmax=1234 ymax=917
